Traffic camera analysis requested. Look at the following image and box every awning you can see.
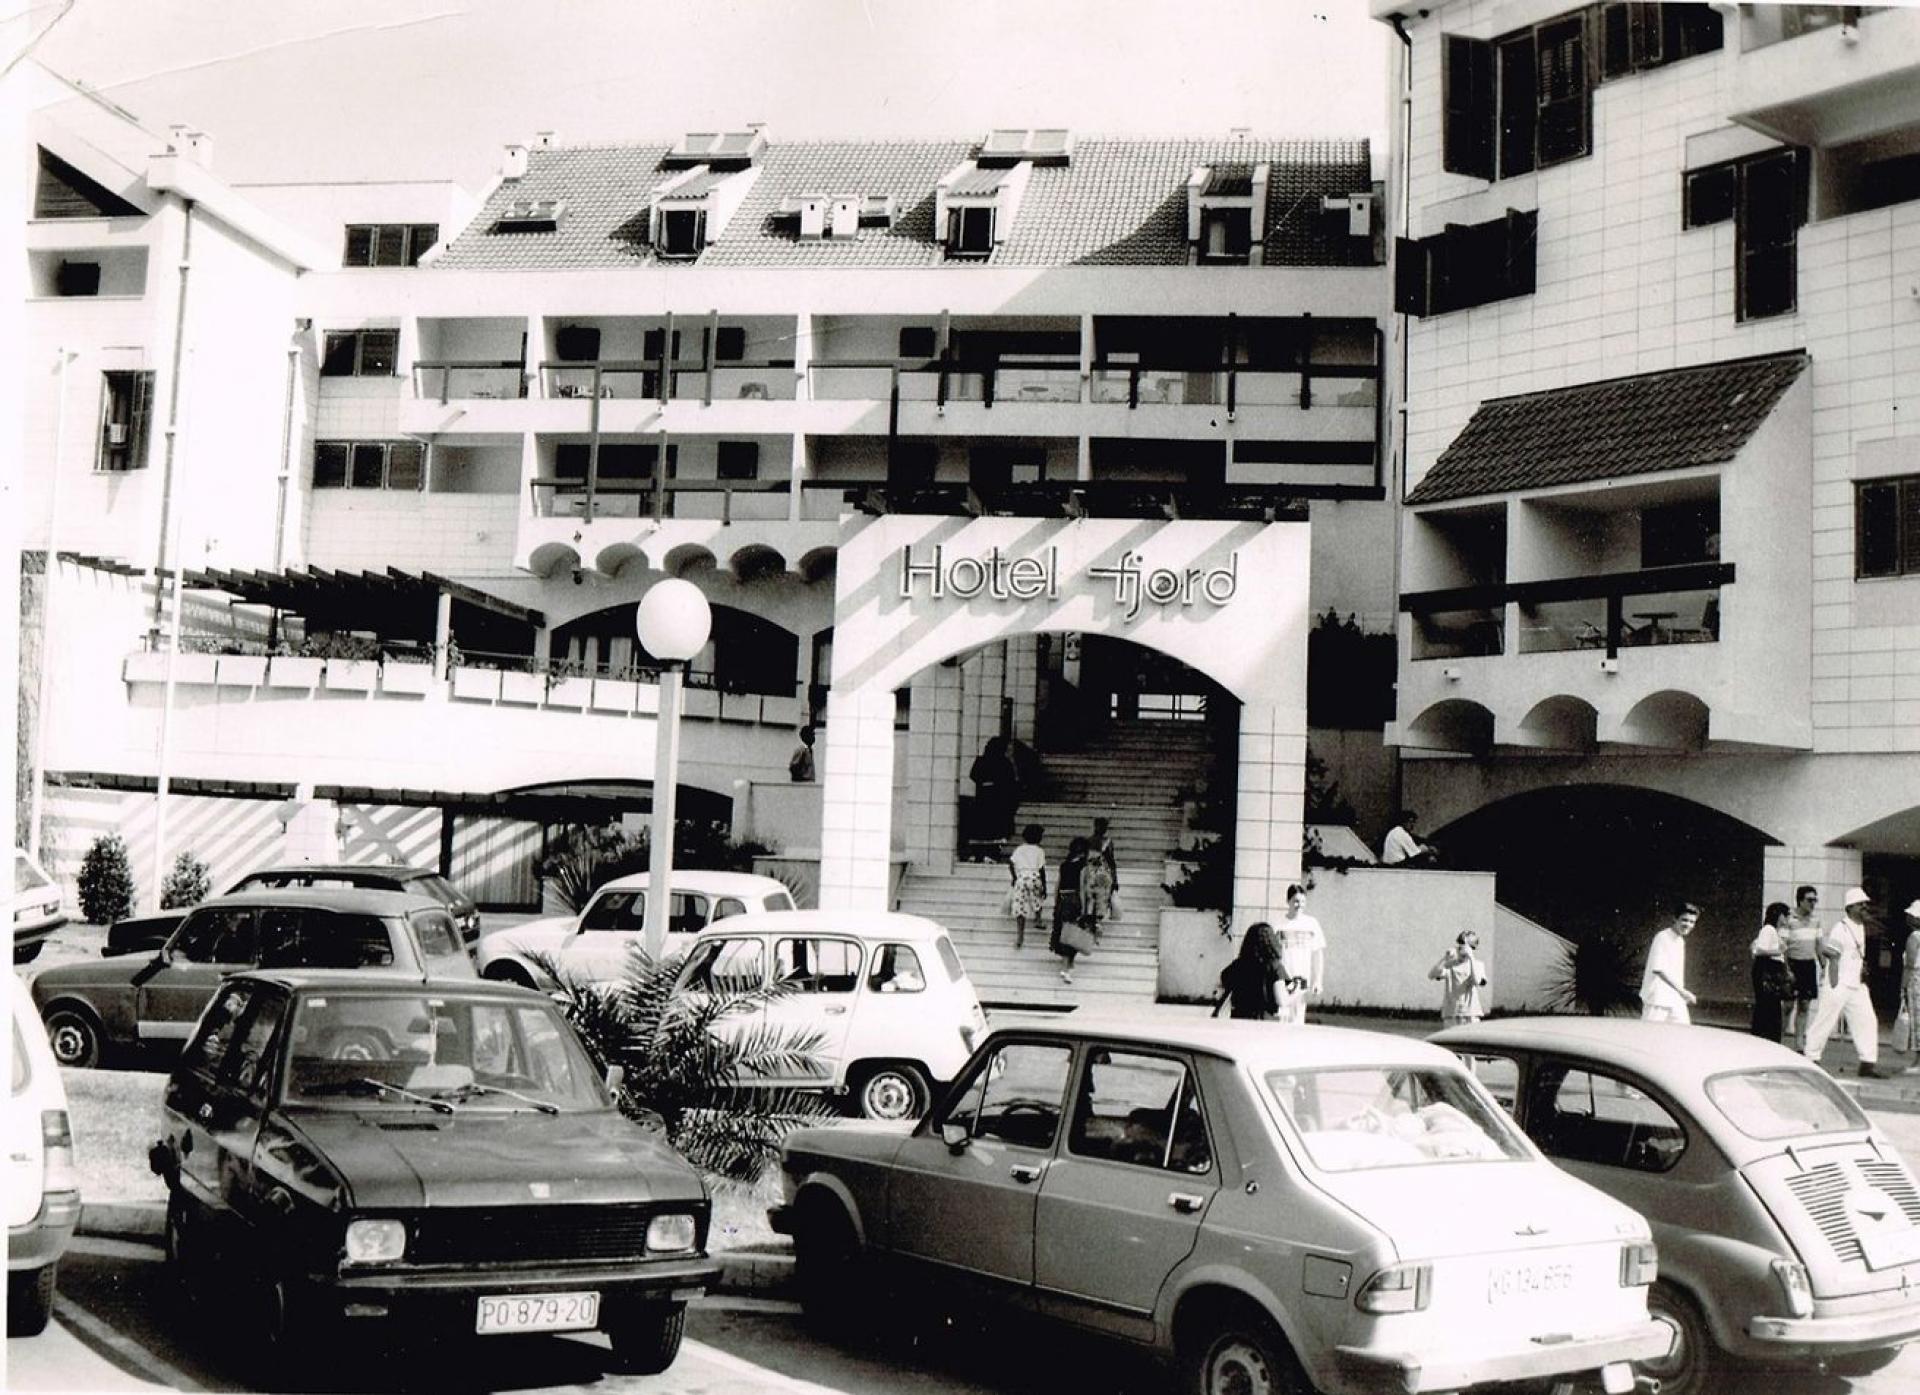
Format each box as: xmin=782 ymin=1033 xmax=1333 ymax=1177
xmin=182 ymin=566 xmax=545 ymax=636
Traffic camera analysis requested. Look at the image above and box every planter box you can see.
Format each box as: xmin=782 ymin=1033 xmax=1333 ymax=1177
xmin=381 ymin=661 xmax=434 ymax=696
xmin=216 ymin=655 xmax=268 ymax=687
xmin=591 ymin=678 xmax=638 ymax=714
xmin=1157 ymin=907 xmax=1234 ymax=1002
xmin=324 ymin=658 xmax=378 ymax=691
xmin=267 ymin=656 xmax=324 ymax=689
xmin=451 ymin=666 xmax=501 ymax=702
xmin=499 ymin=670 xmax=545 ymax=706
xmin=546 ymin=676 xmax=591 ymax=708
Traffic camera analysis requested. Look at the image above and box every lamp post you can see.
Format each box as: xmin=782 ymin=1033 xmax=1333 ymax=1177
xmin=635 ymin=579 xmax=712 ymax=959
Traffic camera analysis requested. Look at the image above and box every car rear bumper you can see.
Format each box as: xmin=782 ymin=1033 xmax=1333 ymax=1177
xmin=12 ymin=912 xmax=66 ymax=961
xmin=1334 ymin=1319 xmax=1668 ymax=1393
xmin=1749 ymin=1298 xmax=1920 ymax=1355
xmin=9 ymin=1211 xmax=80 ymax=1271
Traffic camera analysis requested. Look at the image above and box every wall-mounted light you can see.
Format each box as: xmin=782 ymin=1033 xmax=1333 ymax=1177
xmin=1598 ymin=657 xmax=1620 ymax=675
xmin=1441 ymin=666 xmax=1462 ymax=682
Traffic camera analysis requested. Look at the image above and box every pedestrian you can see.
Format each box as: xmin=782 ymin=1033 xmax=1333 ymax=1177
xmin=1783 ymin=885 xmax=1821 ymax=1048
xmin=1382 ymin=810 xmax=1439 ymax=868
xmin=1217 ymin=922 xmax=1283 ymax=1020
xmin=1005 ymin=824 xmax=1048 ymax=952
xmin=969 ymin=736 xmax=1018 ymax=845
xmin=1804 ymin=888 xmax=1885 ymax=1078
xmin=1749 ymin=902 xmax=1795 ymax=1043
xmin=1639 ymin=902 xmax=1700 ymax=1024
xmin=1894 ymin=900 xmax=1920 ymax=1066
xmin=1080 ymin=828 xmax=1116 ymax=942
xmin=1052 ymin=837 xmax=1090 ymax=984
xmin=787 ymin=725 xmax=816 ymax=783
xmin=1273 ymin=885 xmax=1326 ymax=1025
xmin=1429 ymin=929 xmax=1487 ymax=1025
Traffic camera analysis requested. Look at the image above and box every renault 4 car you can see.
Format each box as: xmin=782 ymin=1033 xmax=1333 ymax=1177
xmin=1438 ymin=1017 xmax=1920 ymax=1393
xmin=771 ymin=1016 xmax=1666 ymax=1395
xmin=6 ymin=972 xmax=81 ymax=1335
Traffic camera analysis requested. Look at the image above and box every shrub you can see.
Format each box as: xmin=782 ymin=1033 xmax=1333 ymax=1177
xmin=77 ymin=833 xmax=136 ymax=925
xmin=538 ymin=820 xmax=778 ymax=912
xmin=1543 ymin=929 xmax=1645 ymax=1016
xmin=159 ymin=851 xmax=211 ymax=910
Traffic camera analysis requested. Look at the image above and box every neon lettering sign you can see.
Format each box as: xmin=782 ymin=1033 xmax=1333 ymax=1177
xmin=898 ymin=545 xmax=1238 ymax=620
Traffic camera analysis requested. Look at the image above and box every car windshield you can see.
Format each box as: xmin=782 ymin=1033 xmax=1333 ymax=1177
xmin=1264 ymin=1066 xmax=1531 ymax=1172
xmin=1705 ymin=1067 xmax=1870 ymax=1141
xmin=284 ymin=991 xmax=608 ymax=1112
xmin=414 ymin=874 xmax=465 ymax=907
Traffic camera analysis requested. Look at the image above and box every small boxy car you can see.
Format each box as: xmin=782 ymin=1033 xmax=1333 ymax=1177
xmin=6 ymin=972 xmax=81 ymax=1335
xmin=148 ymin=972 xmax=717 ymax=1373
xmin=678 ymin=909 xmax=987 ymax=1121
xmin=475 ymin=871 xmax=794 ymax=988
xmin=771 ymin=1016 xmax=1667 ymax=1395
xmin=12 ymin=847 xmax=69 ymax=965
xmin=32 ymin=887 xmax=475 ymax=1068
xmin=1438 ymin=1017 xmax=1920 ymax=1393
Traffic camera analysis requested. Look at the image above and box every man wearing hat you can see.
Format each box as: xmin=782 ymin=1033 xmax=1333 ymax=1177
xmin=1804 ymin=887 xmax=1884 ymax=1078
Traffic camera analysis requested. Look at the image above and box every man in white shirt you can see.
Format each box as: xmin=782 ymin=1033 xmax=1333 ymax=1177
xmin=1381 ymin=811 xmax=1437 ymax=867
xmin=1273 ymin=884 xmax=1326 ymax=1025
xmin=1640 ymin=903 xmax=1699 ymax=1023
xmin=1804 ymin=887 xmax=1884 ymax=1078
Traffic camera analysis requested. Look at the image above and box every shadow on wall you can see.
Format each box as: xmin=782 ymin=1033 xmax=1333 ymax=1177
xmin=1435 ymin=785 xmax=1768 ymax=1007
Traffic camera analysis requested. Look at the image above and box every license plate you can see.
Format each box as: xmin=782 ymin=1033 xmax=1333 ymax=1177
xmin=1486 ymin=1259 xmax=1578 ymax=1303
xmin=475 ymin=1290 xmax=600 ymax=1335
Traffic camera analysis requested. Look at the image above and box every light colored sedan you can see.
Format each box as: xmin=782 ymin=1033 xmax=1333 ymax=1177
xmin=772 ymin=1015 xmax=1666 ymax=1395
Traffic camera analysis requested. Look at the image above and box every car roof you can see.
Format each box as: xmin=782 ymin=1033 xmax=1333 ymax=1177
xmin=233 ymin=970 xmax=548 ymax=999
xmin=193 ymin=887 xmax=443 ymax=913
xmin=986 ymin=1011 xmax=1469 ymax=1070
xmin=689 ymin=908 xmax=951 ymax=941
xmin=1433 ymin=1016 xmax=1812 ymax=1076
xmin=590 ymin=870 xmax=793 ymax=897
xmin=234 ymin=863 xmax=436 ymax=881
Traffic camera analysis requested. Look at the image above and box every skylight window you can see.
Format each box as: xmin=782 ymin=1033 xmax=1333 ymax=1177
xmin=977 ymin=128 xmax=1073 ymax=167
xmin=493 ymin=198 xmax=564 ymax=233
xmin=665 ymin=130 xmax=766 ymax=168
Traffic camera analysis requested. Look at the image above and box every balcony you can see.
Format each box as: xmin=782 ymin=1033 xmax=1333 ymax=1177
xmin=1733 ymin=4 xmax=1920 ymax=146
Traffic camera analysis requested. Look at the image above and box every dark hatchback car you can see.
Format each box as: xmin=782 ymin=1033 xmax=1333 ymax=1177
xmin=148 ymin=972 xmax=716 ymax=1375
xmin=32 ymin=888 xmax=474 ymax=1069
xmin=107 ymin=863 xmax=482 ymax=957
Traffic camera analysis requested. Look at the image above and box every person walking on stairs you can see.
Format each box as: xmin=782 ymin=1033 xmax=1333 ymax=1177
xmin=1052 ymin=838 xmax=1090 ymax=984
xmin=1006 ymin=824 xmax=1049 ymax=952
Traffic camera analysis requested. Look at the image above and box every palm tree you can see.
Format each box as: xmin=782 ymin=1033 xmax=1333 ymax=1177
xmin=536 ymin=947 xmax=835 ymax=1182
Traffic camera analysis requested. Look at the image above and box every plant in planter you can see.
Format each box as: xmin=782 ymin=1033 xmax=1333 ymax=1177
xmin=160 ymin=851 xmax=211 ymax=909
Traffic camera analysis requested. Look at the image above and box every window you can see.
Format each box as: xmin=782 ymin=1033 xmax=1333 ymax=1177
xmin=1683 ymin=164 xmax=1738 ymax=228
xmin=866 ymin=944 xmax=926 ymax=994
xmin=1264 ymin=1066 xmax=1529 ymax=1171
xmin=257 ymin=909 xmax=396 ymax=970
xmin=312 ymin=440 xmax=425 ymax=490
xmin=774 ymin=937 xmax=862 ymax=994
xmin=320 ymin=329 xmax=399 ymax=377
xmin=553 ymin=442 xmax=674 ymax=482
xmin=173 ymin=908 xmax=258 ymax=965
xmin=947 ymin=205 xmax=995 ymax=258
xmin=225 ymin=995 xmax=285 ymax=1100
xmin=659 ymin=207 xmax=706 ymax=258
xmin=899 ymin=327 xmax=937 ymax=360
xmin=1198 ymin=207 xmax=1254 ymax=264
xmin=342 ymin=223 xmax=438 ymax=267
xmin=581 ymin=889 xmax=646 ymax=931
xmin=97 ymin=370 xmax=154 ymax=472
xmin=713 ymin=326 xmax=747 ymax=361
xmin=1527 ymin=1064 xmax=1687 ymax=1172
xmin=1857 ymin=475 xmax=1920 ymax=579
xmin=642 ymin=329 xmax=684 ymax=362
xmin=56 ymin=260 xmax=102 ymax=297
xmin=1455 ymin=1053 xmax=1521 ymax=1113
xmin=713 ymin=897 xmax=748 ymax=921
xmin=944 ymin=1042 xmax=1073 ymax=1150
xmin=1599 ymin=3 xmax=1723 ymax=78
xmin=1444 ymin=10 xmax=1593 ymax=181
xmin=1069 ymin=1049 xmax=1213 ymax=1173
xmin=1705 ymin=1068 xmax=1869 ymax=1140
xmin=492 ymin=199 xmax=563 ymax=233
xmin=679 ymin=936 xmax=766 ymax=994
xmin=408 ymin=909 xmax=462 ymax=959
xmin=1738 ymin=148 xmax=1805 ymax=321
xmin=182 ymin=987 xmax=253 ymax=1079
xmin=1394 ymin=209 xmax=1538 ymax=317
xmin=716 ymin=441 xmax=760 ymax=481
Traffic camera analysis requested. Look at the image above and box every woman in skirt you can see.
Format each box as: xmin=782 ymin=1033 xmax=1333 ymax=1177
xmin=1007 ymin=824 xmax=1049 ymax=950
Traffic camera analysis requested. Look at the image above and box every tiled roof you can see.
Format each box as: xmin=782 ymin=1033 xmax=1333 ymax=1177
xmin=946 ymin=166 xmax=1007 ymax=197
xmin=432 ymin=136 xmax=1374 ymax=271
xmin=1404 ymin=352 xmax=1810 ymax=505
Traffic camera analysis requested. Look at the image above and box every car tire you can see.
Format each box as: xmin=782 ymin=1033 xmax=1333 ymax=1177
xmin=42 ymin=1005 xmax=104 ymax=1069
xmin=14 ymin=939 xmax=45 ymax=965
xmin=8 ymin=1264 xmax=56 ymax=1337
xmin=793 ymin=1197 xmax=870 ymax=1340
xmin=851 ymin=1062 xmax=930 ymax=1121
xmin=1642 ymin=1280 xmax=1715 ymax=1395
xmin=606 ymin=1301 xmax=686 ymax=1375
xmin=1182 ymin=1305 xmax=1311 ymax=1395
xmin=483 ymin=962 xmax=538 ymax=989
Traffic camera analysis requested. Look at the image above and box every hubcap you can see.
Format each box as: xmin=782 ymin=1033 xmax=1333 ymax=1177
xmin=49 ymin=1022 xmax=89 ymax=1063
xmin=1208 ymin=1337 xmax=1275 ymax=1395
xmin=864 ymin=1074 xmax=915 ymax=1119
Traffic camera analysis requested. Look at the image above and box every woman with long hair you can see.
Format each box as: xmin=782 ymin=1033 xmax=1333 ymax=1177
xmin=1750 ymin=901 xmax=1794 ymax=1042
xmin=1219 ymin=922 xmax=1283 ymax=1020
xmin=1052 ymin=837 xmax=1089 ymax=984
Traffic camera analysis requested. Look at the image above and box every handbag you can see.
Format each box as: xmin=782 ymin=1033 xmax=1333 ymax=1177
xmin=1059 ymin=921 xmax=1096 ymax=955
xmin=1757 ymin=957 xmax=1794 ymax=1000
xmin=1106 ymin=893 xmax=1124 ymax=924
xmin=1895 ymin=998 xmax=1916 ymax=1054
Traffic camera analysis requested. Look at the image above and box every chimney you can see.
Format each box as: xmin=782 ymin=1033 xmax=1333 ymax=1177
xmin=533 ymin=131 xmax=557 ymax=149
xmin=502 ymin=144 xmax=530 ymax=179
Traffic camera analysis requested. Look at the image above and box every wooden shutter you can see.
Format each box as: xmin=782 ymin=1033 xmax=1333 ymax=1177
xmin=343 ymin=226 xmax=374 ymax=267
xmin=1393 ymin=237 xmax=1432 ymax=317
xmin=1683 ymin=164 xmax=1738 ymax=228
xmin=1535 ymin=14 xmax=1591 ymax=168
xmin=321 ymin=333 xmax=357 ymax=377
xmin=1503 ymin=209 xmax=1539 ymax=298
xmin=1738 ymin=150 xmax=1800 ymax=321
xmin=1498 ymin=32 xmax=1538 ymax=178
xmin=1443 ymin=36 xmax=1497 ymax=180
xmin=387 ymin=441 xmax=426 ymax=491
xmin=1858 ymin=481 xmax=1899 ymax=578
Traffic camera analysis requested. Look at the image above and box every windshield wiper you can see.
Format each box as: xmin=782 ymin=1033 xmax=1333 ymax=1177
xmin=439 ymin=1081 xmax=559 ymax=1115
xmin=344 ymin=1077 xmax=456 ymax=1113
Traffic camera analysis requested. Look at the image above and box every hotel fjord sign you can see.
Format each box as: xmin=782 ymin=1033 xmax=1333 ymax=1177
xmin=898 ymin=543 xmax=1239 ymax=621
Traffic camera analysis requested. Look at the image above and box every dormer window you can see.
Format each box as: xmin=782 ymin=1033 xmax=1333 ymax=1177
xmin=977 ymin=128 xmax=1072 ymax=167
xmin=659 ymin=207 xmax=707 ymax=258
xmin=1199 ymin=208 xmax=1253 ymax=262
xmin=1188 ymin=163 xmax=1267 ymax=266
xmin=493 ymin=199 xmax=563 ymax=233
xmin=947 ymin=205 xmax=996 ymax=258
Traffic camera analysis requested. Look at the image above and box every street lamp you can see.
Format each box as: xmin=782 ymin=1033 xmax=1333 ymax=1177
xmin=635 ymin=579 xmax=712 ymax=958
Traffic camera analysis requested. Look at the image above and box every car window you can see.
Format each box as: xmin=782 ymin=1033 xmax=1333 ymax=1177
xmin=680 ymin=937 xmax=767 ymax=994
xmin=173 ymin=908 xmax=258 ymax=965
xmin=256 ymin=911 xmax=396 ymax=970
xmin=226 ymin=995 xmax=285 ymax=1101
xmin=867 ymin=944 xmax=926 ymax=994
xmin=184 ymin=985 xmax=254 ymax=1077
xmin=669 ymin=893 xmax=710 ymax=936
xmin=1705 ymin=1068 xmax=1870 ymax=1140
xmin=934 ymin=936 xmax=965 ymax=982
xmin=1455 ymin=1052 xmax=1521 ymax=1114
xmin=945 ymin=1042 xmax=1073 ymax=1150
xmin=774 ymin=937 xmax=862 ymax=994
xmin=1070 ymin=1049 xmax=1212 ymax=1174
xmin=768 ymin=889 xmax=796 ymax=913
xmin=582 ymin=889 xmax=646 ymax=932
xmin=1265 ymin=1066 xmax=1530 ymax=1172
xmin=408 ymin=908 xmax=463 ymax=958
xmin=1527 ymin=1064 xmax=1687 ymax=1173
xmin=713 ymin=897 xmax=747 ymax=921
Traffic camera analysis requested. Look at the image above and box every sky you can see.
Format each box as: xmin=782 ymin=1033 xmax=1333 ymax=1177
xmin=29 ymin=0 xmax=1394 ymax=189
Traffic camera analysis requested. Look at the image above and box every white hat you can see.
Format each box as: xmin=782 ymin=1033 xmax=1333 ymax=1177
xmin=1843 ymin=887 xmax=1871 ymax=908
xmin=1905 ymin=899 xmax=1920 ymax=919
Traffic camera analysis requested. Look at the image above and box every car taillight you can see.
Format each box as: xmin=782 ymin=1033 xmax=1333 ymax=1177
xmin=1355 ymin=1262 xmax=1430 ymax=1314
xmin=1619 ymin=1241 xmax=1658 ymax=1288
xmin=42 ymin=1110 xmax=80 ymax=1224
xmin=1771 ymin=1258 xmax=1813 ymax=1318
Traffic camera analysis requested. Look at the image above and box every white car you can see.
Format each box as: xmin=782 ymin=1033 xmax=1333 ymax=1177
xmin=675 ymin=909 xmax=987 ymax=1121
xmin=476 ymin=871 xmax=796 ymax=988
xmin=13 ymin=848 xmax=69 ymax=965
xmin=7 ymin=972 xmax=81 ymax=1335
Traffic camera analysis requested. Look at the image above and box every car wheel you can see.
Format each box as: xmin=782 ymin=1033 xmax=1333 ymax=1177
xmin=324 ymin=1027 xmax=389 ymax=1062
xmin=8 ymin=1265 xmax=56 ymax=1337
xmin=483 ymin=962 xmax=537 ymax=989
xmin=14 ymin=939 xmax=44 ymax=965
xmin=43 ymin=1005 xmax=104 ymax=1069
xmin=606 ymin=1301 xmax=686 ymax=1375
xmin=852 ymin=1063 xmax=930 ymax=1121
xmin=1642 ymin=1280 xmax=1715 ymax=1395
xmin=1183 ymin=1307 xmax=1311 ymax=1395
xmin=793 ymin=1198 xmax=870 ymax=1340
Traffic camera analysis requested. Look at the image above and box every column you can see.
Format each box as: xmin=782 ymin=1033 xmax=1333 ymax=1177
xmin=903 ymin=665 xmax=964 ymax=876
xmin=1007 ymin=634 xmax=1039 ymax=744
xmin=817 ymin=687 xmax=899 ymax=909
xmin=1231 ymin=700 xmax=1308 ymax=935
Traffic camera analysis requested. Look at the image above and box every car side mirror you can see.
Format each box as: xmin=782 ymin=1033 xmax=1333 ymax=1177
xmin=940 ymin=1121 xmax=970 ymax=1154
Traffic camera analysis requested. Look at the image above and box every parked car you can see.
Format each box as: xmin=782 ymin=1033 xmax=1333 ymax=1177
xmin=771 ymin=1015 xmax=1667 ymax=1395
xmin=6 ymin=972 xmax=82 ymax=1335
xmin=676 ymin=909 xmax=985 ymax=1121
xmin=32 ymin=888 xmax=475 ymax=1069
xmin=12 ymin=848 xmax=69 ymax=965
xmin=104 ymin=862 xmax=482 ymax=957
xmin=1437 ymin=1017 xmax=1920 ymax=1394
xmin=476 ymin=871 xmax=794 ymax=987
xmin=147 ymin=971 xmax=717 ymax=1374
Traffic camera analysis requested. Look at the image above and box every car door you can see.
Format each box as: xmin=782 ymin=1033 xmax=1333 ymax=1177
xmin=762 ymin=935 xmax=861 ymax=1086
xmin=137 ymin=908 xmax=259 ymax=1047
xmin=1034 ymin=1046 xmax=1218 ymax=1338
xmin=209 ymin=990 xmax=289 ymax=1233
xmin=1516 ymin=1056 xmax=1690 ymax=1237
xmin=677 ymin=933 xmax=770 ymax=1060
xmin=558 ymin=887 xmax=647 ymax=982
xmin=886 ymin=1038 xmax=1076 ymax=1288
xmin=165 ymin=983 xmax=258 ymax=1209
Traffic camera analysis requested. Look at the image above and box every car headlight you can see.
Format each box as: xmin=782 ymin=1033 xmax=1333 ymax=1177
xmin=1772 ymin=1258 xmax=1813 ymax=1318
xmin=1619 ymin=1240 xmax=1658 ymax=1288
xmin=646 ymin=1213 xmax=698 ymax=1254
xmin=344 ymin=1218 xmax=407 ymax=1264
xmin=1355 ymin=1262 xmax=1430 ymax=1314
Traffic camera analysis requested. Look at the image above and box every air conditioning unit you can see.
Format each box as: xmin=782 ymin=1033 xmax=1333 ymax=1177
xmin=106 ymin=423 xmax=129 ymax=447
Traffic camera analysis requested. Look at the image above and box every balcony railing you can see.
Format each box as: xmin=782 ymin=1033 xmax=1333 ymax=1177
xmin=528 ymin=475 xmax=791 ymax=523
xmin=807 ymin=357 xmax=1376 ymax=412
xmin=1741 ymin=4 xmax=1880 ymax=51
xmin=830 ymin=479 xmax=1315 ymax=521
xmin=537 ymin=359 xmax=798 ymax=403
xmin=411 ymin=362 xmax=528 ymax=403
xmin=1402 ymin=563 xmax=1734 ymax=661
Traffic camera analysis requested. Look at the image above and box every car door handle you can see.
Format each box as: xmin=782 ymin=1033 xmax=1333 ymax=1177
xmin=196 ymin=1102 xmax=213 ymax=1121
xmin=823 ymin=1005 xmax=848 ymax=1016
xmin=1009 ymin=1163 xmax=1044 ymax=1184
xmin=1168 ymin=1192 xmax=1207 ymax=1214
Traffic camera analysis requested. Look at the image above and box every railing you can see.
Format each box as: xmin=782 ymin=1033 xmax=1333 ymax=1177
xmin=806 ymin=357 xmax=1378 ymax=414
xmin=527 ymin=475 xmax=791 ymax=523
xmin=537 ymin=360 xmax=797 ymax=404
xmin=826 ymin=479 xmax=1322 ymax=519
xmin=142 ymin=632 xmax=437 ymax=664
xmin=1402 ymin=564 xmax=1733 ymax=662
xmin=452 ymin=649 xmax=795 ymax=695
xmin=410 ymin=362 xmax=528 ymax=403
xmin=1741 ymin=4 xmax=1879 ymax=51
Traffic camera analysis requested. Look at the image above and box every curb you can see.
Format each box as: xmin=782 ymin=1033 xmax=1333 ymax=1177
xmin=76 ymin=1201 xmax=795 ymax=1295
